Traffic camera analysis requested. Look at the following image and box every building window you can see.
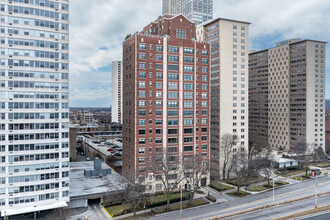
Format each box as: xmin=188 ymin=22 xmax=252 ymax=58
xmin=184 ymin=48 xmax=194 ymax=54
xmin=176 ymin=29 xmax=186 ymax=39
xmin=168 ymin=46 xmax=178 ymax=53
xmin=139 ymin=44 xmax=146 ymax=50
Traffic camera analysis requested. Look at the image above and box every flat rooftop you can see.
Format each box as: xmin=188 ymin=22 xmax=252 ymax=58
xmin=70 ymin=161 xmax=125 ymax=198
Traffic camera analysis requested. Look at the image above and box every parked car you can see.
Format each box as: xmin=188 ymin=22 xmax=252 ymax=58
xmin=107 ymin=148 xmax=116 ymax=152
xmin=110 ymin=145 xmax=120 ymax=149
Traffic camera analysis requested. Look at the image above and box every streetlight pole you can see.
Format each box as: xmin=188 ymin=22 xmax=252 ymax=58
xmin=272 ymin=170 xmax=275 ymax=204
xmin=180 ymin=184 xmax=183 ymax=219
xmin=315 ymin=172 xmax=318 ymax=209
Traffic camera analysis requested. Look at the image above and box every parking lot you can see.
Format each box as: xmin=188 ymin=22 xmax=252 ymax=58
xmin=86 ymin=137 xmax=122 ymax=158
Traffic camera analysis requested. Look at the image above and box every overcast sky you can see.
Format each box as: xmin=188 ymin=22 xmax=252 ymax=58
xmin=69 ymin=0 xmax=330 ymax=107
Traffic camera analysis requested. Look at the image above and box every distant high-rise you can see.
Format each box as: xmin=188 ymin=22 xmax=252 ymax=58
xmin=249 ymin=39 xmax=327 ymax=152
xmin=0 ymin=0 xmax=70 ymax=216
xmin=123 ymin=14 xmax=210 ymax=191
xmin=197 ymin=18 xmax=250 ymax=180
xmin=111 ymin=61 xmax=123 ymax=124
xmin=162 ymin=0 xmax=213 ymax=25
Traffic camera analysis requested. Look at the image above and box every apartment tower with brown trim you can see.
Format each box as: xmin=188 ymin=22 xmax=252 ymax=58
xmin=122 ymin=14 xmax=210 ymax=192
xmin=249 ymin=39 xmax=327 ymax=152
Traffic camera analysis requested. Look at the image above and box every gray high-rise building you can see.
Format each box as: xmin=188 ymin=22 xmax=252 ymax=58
xmin=0 ymin=0 xmax=70 ymax=217
xmin=162 ymin=0 xmax=213 ymax=24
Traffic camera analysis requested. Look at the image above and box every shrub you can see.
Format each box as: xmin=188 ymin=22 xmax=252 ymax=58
xmin=205 ymin=195 xmax=216 ymax=203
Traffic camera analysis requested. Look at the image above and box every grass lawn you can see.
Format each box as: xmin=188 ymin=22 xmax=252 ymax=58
xmin=314 ymin=162 xmax=330 ymax=168
xmin=275 ymin=170 xmax=305 ymax=177
xmin=293 ymin=175 xmax=310 ymax=181
xmin=148 ymin=192 xmax=184 ymax=204
xmin=247 ymin=181 xmax=289 ymax=192
xmin=226 ymin=190 xmax=251 ymax=197
xmin=106 ymin=192 xmax=187 ymax=216
xmin=227 ymin=175 xmax=266 ymax=186
xmin=195 ymin=189 xmax=204 ymax=194
xmin=153 ymin=199 xmax=209 ymax=215
xmin=106 ymin=204 xmax=130 ymax=216
xmin=209 ymin=182 xmax=234 ymax=192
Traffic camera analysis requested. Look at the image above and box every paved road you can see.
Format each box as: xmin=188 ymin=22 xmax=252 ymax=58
xmin=302 ymin=211 xmax=330 ymax=220
xmin=223 ymin=194 xmax=330 ymax=220
xmin=148 ymin=175 xmax=330 ymax=220
xmin=69 ymin=204 xmax=112 ymax=220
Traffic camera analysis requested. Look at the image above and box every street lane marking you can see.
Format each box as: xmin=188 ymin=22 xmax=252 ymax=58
xmin=183 ymin=180 xmax=330 ymax=220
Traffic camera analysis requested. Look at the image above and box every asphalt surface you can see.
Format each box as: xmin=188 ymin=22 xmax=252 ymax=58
xmin=69 ymin=204 xmax=111 ymax=220
xmin=303 ymin=211 xmax=330 ymax=220
xmin=223 ymin=194 xmax=330 ymax=220
xmin=147 ymin=175 xmax=330 ymax=220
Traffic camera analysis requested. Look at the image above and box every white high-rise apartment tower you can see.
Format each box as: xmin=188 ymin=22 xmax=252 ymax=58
xmin=111 ymin=61 xmax=122 ymax=124
xmin=0 ymin=0 xmax=70 ymax=217
xmin=197 ymin=18 xmax=250 ymax=180
xmin=162 ymin=0 xmax=213 ymax=25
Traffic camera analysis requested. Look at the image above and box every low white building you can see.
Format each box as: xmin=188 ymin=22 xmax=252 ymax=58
xmin=271 ymin=157 xmax=298 ymax=169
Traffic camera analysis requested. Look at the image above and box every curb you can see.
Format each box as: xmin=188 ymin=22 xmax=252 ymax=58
xmin=100 ymin=203 xmax=113 ymax=218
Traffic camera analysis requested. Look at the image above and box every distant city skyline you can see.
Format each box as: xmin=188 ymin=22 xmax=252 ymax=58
xmin=69 ymin=0 xmax=330 ymax=107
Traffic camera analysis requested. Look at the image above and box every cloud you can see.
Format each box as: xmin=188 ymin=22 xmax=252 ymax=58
xmin=70 ymin=0 xmax=161 ymax=107
xmin=69 ymin=0 xmax=330 ymax=107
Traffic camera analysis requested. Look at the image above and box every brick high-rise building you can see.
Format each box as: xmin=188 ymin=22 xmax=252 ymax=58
xmin=162 ymin=0 xmax=213 ymax=25
xmin=0 ymin=0 xmax=70 ymax=216
xmin=123 ymin=14 xmax=210 ymax=191
xmin=196 ymin=18 xmax=250 ymax=180
xmin=249 ymin=39 xmax=327 ymax=152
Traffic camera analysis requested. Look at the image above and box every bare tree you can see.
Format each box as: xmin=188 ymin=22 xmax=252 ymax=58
xmin=232 ymin=150 xmax=248 ymax=194
xmin=183 ymin=154 xmax=209 ymax=205
xmin=226 ymin=150 xmax=239 ymax=180
xmin=159 ymin=148 xmax=184 ymax=211
xmin=290 ymin=142 xmax=313 ymax=177
xmin=248 ymin=137 xmax=271 ymax=169
xmin=251 ymin=157 xmax=272 ymax=186
xmin=313 ymin=145 xmax=327 ymax=163
xmin=220 ymin=134 xmax=238 ymax=180
xmin=121 ymin=180 xmax=146 ymax=218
